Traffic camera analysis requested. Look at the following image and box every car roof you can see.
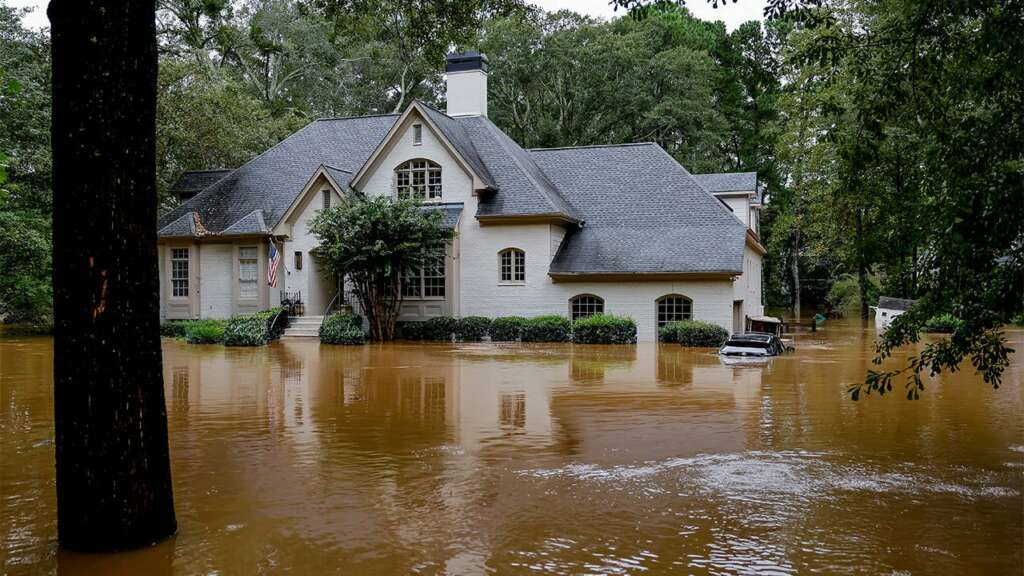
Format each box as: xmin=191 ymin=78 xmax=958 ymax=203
xmin=727 ymin=333 xmax=773 ymax=342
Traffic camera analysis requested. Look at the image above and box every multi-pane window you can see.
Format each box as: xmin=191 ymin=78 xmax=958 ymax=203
xmin=499 ymin=248 xmax=525 ymax=283
xmin=656 ymin=294 xmax=692 ymax=327
xmin=570 ymin=294 xmax=604 ymax=321
xmin=402 ymin=252 xmax=446 ymax=298
xmin=395 ymin=159 xmax=442 ymax=200
xmin=239 ymin=246 xmax=258 ymax=299
xmin=171 ymin=248 xmax=189 ymax=298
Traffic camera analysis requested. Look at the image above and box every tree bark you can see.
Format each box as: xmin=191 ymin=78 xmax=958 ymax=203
xmin=790 ymin=229 xmax=801 ymax=319
xmin=50 ymin=0 xmax=177 ymax=551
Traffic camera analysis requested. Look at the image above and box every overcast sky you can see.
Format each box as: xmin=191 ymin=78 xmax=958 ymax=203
xmin=9 ymin=0 xmax=765 ymax=32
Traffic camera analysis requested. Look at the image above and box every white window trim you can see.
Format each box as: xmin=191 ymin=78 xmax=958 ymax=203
xmin=169 ymin=247 xmax=190 ymax=300
xmin=569 ymin=294 xmax=604 ymax=321
xmin=412 ymin=123 xmax=423 ymax=146
xmin=497 ymin=248 xmax=526 ymax=285
xmin=656 ymin=294 xmax=693 ymax=327
xmin=394 ymin=159 xmax=442 ymax=203
xmin=401 ymin=252 xmax=446 ymax=301
xmin=238 ymin=245 xmax=259 ymax=301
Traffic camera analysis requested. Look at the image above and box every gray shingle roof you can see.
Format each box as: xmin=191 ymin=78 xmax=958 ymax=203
xmin=877 ymin=296 xmax=916 ymax=311
xmin=323 ymin=165 xmax=353 ymax=189
xmin=158 ymin=114 xmax=398 ymax=236
xmin=169 ymin=169 xmax=233 ymax=199
xmin=457 ymin=116 xmax=580 ymax=221
xmin=693 ymin=172 xmax=758 ymax=194
xmin=530 ymin=143 xmax=746 ymax=274
xmin=158 ymin=211 xmax=198 ymax=237
xmin=220 ymin=210 xmax=268 ymax=236
xmin=423 ymin=202 xmax=463 ymax=229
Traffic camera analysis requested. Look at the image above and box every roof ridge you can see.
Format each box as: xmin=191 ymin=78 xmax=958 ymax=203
xmin=314 ymin=112 xmax=402 ymax=122
xmin=322 ymin=163 xmax=353 ymax=174
xmin=528 ymin=142 xmax=657 ymax=152
xmin=414 ymin=99 xmax=452 ymax=119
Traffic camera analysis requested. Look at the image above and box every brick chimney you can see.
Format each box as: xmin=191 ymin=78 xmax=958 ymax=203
xmin=445 ymin=51 xmax=488 ymax=117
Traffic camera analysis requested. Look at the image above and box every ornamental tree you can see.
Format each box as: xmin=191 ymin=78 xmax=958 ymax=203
xmin=309 ymin=195 xmax=454 ymax=341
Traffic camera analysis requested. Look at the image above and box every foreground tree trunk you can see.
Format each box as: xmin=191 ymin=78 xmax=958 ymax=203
xmin=50 ymin=0 xmax=176 ymax=551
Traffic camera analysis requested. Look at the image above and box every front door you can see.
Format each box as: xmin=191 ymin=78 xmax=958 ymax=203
xmin=306 ymin=254 xmax=337 ymax=316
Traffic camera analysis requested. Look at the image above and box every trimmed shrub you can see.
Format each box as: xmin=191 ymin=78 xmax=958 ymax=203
xmin=573 ymin=314 xmax=637 ymax=344
xmin=223 ymin=308 xmax=285 ymax=346
xmin=182 ymin=319 xmax=226 ymax=344
xmin=320 ymin=313 xmax=366 ymax=345
xmin=160 ymin=320 xmax=189 ymax=338
xmin=422 ymin=316 xmax=457 ymax=341
xmin=659 ymin=321 xmax=684 ymax=343
xmin=395 ymin=321 xmax=425 ymax=340
xmin=490 ymin=316 xmax=528 ymax=341
xmin=521 ymin=315 xmax=572 ymax=342
xmin=922 ymin=313 xmax=963 ymax=334
xmin=673 ymin=320 xmax=729 ymax=348
xmin=455 ymin=316 xmax=492 ymax=341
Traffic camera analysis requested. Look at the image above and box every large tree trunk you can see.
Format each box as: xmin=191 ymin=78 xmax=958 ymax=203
xmin=790 ymin=229 xmax=801 ymax=318
xmin=50 ymin=0 xmax=177 ymax=551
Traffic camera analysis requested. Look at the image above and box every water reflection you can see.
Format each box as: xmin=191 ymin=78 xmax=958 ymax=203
xmin=1 ymin=323 xmax=1022 ymax=575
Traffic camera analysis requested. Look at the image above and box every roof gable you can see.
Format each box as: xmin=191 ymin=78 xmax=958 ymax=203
xmin=349 ymin=101 xmax=495 ymax=192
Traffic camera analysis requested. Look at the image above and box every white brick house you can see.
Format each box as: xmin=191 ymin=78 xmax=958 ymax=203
xmin=157 ymin=52 xmax=766 ymax=341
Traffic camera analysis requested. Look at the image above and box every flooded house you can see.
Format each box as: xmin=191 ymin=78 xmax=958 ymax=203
xmin=873 ymin=296 xmax=917 ymax=330
xmin=156 ymin=52 xmax=766 ymax=341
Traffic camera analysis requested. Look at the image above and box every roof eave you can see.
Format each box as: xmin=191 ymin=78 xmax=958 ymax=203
xmin=477 ymin=212 xmax=582 ymax=227
xmin=548 ymin=271 xmax=740 ymax=282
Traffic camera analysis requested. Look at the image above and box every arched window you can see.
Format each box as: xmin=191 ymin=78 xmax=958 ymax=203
xmin=656 ymin=294 xmax=692 ymax=327
xmin=499 ymin=248 xmax=525 ymax=283
xmin=570 ymin=294 xmax=604 ymax=321
xmin=395 ymin=159 xmax=441 ymax=200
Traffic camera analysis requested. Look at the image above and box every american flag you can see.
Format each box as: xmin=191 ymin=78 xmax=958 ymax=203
xmin=268 ymin=240 xmax=281 ymax=287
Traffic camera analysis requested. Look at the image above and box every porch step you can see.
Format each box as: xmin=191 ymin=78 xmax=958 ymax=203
xmin=282 ymin=315 xmax=324 ymax=338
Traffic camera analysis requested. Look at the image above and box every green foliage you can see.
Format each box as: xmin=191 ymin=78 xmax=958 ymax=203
xmin=572 ymin=314 xmax=637 ymax=344
xmin=672 ymin=320 xmax=729 ymax=348
xmin=455 ymin=316 xmax=492 ymax=342
xmin=0 ymin=7 xmax=52 ymax=326
xmin=658 ymin=321 xmax=685 ymax=343
xmin=309 ymin=196 xmax=454 ymax=341
xmin=223 ymin=308 xmax=285 ymax=346
xmin=160 ymin=320 xmax=189 ymax=338
xmin=182 ymin=319 xmax=227 ymax=344
xmin=319 ymin=312 xmax=366 ymax=345
xmin=395 ymin=321 xmax=425 ymax=340
xmin=1011 ymin=313 xmax=1024 ymax=327
xmin=521 ymin=315 xmax=572 ymax=343
xmin=490 ymin=316 xmax=528 ymax=341
xmin=922 ymin=314 xmax=964 ymax=335
xmin=422 ymin=316 xmax=457 ymax=342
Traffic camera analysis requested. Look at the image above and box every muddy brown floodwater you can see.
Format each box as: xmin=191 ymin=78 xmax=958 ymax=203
xmin=1 ymin=320 xmax=1022 ymax=575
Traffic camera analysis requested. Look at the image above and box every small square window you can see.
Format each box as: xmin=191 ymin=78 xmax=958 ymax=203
xmin=413 ymin=124 xmax=423 ymax=145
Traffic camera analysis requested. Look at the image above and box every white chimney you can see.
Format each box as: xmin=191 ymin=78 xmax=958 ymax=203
xmin=445 ymin=52 xmax=488 ymax=117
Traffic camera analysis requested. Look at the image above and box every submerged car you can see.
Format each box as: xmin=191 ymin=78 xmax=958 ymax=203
xmin=718 ymin=333 xmax=791 ymax=357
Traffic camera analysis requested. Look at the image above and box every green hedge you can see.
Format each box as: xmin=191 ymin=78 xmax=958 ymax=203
xmin=455 ymin=316 xmax=492 ymax=341
xmin=223 ymin=308 xmax=285 ymax=346
xmin=922 ymin=313 xmax=963 ymax=334
xmin=422 ymin=316 xmax=457 ymax=341
xmin=320 ymin=313 xmax=366 ymax=345
xmin=669 ymin=320 xmax=729 ymax=347
xmin=572 ymin=314 xmax=637 ymax=344
xmin=160 ymin=320 xmax=189 ymax=338
xmin=395 ymin=321 xmax=425 ymax=340
xmin=490 ymin=316 xmax=528 ymax=341
xmin=521 ymin=315 xmax=572 ymax=342
xmin=182 ymin=319 xmax=227 ymax=344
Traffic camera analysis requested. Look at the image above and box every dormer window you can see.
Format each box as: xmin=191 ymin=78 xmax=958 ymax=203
xmin=396 ymin=159 xmax=442 ymax=200
xmin=413 ymin=124 xmax=423 ymax=145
